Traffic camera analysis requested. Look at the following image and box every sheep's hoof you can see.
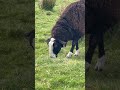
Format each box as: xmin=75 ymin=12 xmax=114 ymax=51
xmin=95 ymin=55 xmax=105 ymax=71
xmin=74 ymin=50 xmax=80 ymax=56
xmin=50 ymin=54 xmax=56 ymax=58
xmin=66 ymin=52 xmax=73 ymax=58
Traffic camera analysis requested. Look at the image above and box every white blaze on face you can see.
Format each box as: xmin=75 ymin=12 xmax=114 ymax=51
xmin=49 ymin=38 xmax=56 ymax=58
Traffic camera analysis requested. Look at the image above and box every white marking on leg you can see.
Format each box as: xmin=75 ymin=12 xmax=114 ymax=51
xmin=66 ymin=52 xmax=73 ymax=58
xmin=95 ymin=55 xmax=105 ymax=71
xmin=86 ymin=61 xmax=90 ymax=71
xmin=74 ymin=49 xmax=80 ymax=56
xmin=49 ymin=38 xmax=56 ymax=58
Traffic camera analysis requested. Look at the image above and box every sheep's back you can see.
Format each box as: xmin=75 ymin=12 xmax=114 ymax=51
xmin=86 ymin=0 xmax=120 ymax=21
xmin=59 ymin=1 xmax=85 ymax=35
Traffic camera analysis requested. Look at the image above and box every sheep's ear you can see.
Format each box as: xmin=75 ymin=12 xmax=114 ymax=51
xmin=58 ymin=40 xmax=67 ymax=47
xmin=46 ymin=38 xmax=51 ymax=45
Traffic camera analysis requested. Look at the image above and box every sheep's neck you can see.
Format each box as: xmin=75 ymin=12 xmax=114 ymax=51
xmin=52 ymin=28 xmax=73 ymax=42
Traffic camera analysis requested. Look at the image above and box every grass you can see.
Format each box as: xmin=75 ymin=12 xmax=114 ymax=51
xmin=0 ymin=0 xmax=34 ymax=89
xmin=35 ymin=0 xmax=85 ymax=90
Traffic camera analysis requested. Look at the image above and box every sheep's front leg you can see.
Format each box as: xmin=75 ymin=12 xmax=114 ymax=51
xmin=74 ymin=41 xmax=80 ymax=56
xmin=66 ymin=41 xmax=75 ymax=58
xmin=85 ymin=34 xmax=98 ymax=71
xmin=95 ymin=33 xmax=105 ymax=71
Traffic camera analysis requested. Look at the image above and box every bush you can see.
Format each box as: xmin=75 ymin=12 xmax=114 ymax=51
xmin=39 ymin=0 xmax=56 ymax=10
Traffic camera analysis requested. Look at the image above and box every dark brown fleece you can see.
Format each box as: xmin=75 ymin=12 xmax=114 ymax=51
xmin=51 ymin=1 xmax=85 ymax=42
xmin=86 ymin=0 xmax=120 ymax=21
xmin=51 ymin=0 xmax=120 ymax=42
xmin=85 ymin=0 xmax=120 ymax=34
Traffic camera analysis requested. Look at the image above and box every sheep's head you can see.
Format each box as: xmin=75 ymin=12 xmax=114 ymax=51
xmin=46 ymin=38 xmax=66 ymax=58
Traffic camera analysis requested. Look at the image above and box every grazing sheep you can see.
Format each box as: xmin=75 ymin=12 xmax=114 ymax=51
xmin=47 ymin=1 xmax=85 ymax=58
xmin=85 ymin=0 xmax=120 ymax=71
xmin=47 ymin=0 xmax=120 ymax=71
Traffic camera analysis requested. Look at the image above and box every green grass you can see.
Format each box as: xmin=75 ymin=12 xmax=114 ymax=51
xmin=0 ymin=0 xmax=34 ymax=89
xmin=35 ymin=0 xmax=85 ymax=90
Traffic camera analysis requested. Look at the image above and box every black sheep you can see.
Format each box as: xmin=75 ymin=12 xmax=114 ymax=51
xmin=47 ymin=1 xmax=85 ymax=58
xmin=85 ymin=0 xmax=120 ymax=71
xmin=47 ymin=0 xmax=120 ymax=71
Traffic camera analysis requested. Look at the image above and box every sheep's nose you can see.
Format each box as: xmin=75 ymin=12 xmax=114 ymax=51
xmin=50 ymin=54 xmax=56 ymax=58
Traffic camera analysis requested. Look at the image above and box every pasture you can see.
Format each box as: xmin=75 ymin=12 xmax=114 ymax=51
xmin=0 ymin=0 xmax=34 ymax=89
xmin=35 ymin=0 xmax=85 ymax=89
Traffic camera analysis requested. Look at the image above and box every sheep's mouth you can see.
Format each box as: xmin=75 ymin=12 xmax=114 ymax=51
xmin=50 ymin=54 xmax=57 ymax=58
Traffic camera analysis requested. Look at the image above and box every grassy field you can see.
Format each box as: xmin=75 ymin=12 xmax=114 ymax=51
xmin=35 ymin=0 xmax=85 ymax=90
xmin=0 ymin=0 xmax=34 ymax=89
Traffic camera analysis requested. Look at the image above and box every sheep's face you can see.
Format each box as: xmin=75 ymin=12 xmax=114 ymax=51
xmin=47 ymin=38 xmax=66 ymax=58
xmin=53 ymin=41 xmax=62 ymax=57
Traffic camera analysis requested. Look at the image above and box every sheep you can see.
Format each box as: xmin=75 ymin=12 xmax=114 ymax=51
xmin=47 ymin=0 xmax=120 ymax=72
xmin=85 ymin=0 xmax=120 ymax=71
xmin=47 ymin=0 xmax=85 ymax=58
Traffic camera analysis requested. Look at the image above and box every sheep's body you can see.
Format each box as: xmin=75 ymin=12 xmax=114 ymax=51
xmin=86 ymin=0 xmax=120 ymax=34
xmin=48 ymin=1 xmax=85 ymax=58
xmin=52 ymin=1 xmax=85 ymax=42
xmin=86 ymin=0 xmax=120 ymax=24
